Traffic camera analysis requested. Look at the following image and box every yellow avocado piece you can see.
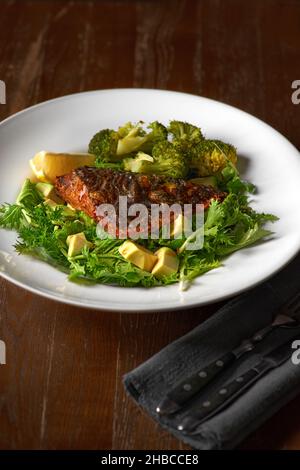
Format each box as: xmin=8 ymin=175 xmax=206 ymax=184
xmin=151 ymin=247 xmax=179 ymax=279
xmin=30 ymin=151 xmax=96 ymax=183
xmin=62 ymin=206 xmax=76 ymax=217
xmin=119 ymin=240 xmax=158 ymax=272
xmin=67 ymin=232 xmax=93 ymax=257
xmin=36 ymin=182 xmax=64 ymax=204
xmin=43 ymin=199 xmax=76 ymax=217
xmin=44 ymin=198 xmax=58 ymax=209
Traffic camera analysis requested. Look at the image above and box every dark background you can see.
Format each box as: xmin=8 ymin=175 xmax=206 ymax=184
xmin=0 ymin=0 xmax=299 ymax=449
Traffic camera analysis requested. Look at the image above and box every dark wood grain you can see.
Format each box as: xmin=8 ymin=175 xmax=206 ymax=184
xmin=0 ymin=0 xmax=299 ymax=450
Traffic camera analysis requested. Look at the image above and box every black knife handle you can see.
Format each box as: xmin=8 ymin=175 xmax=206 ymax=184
xmin=157 ymin=322 xmax=286 ymax=416
xmin=157 ymin=351 xmax=235 ymax=415
xmin=178 ymin=360 xmax=272 ymax=434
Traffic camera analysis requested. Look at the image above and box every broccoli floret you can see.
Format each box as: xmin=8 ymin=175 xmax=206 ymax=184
xmin=117 ymin=121 xmax=167 ymax=155
xmin=89 ymin=123 xmax=147 ymax=164
xmin=117 ymin=121 xmax=144 ymax=138
xmin=148 ymin=121 xmax=168 ymax=139
xmin=168 ymin=120 xmax=204 ymax=157
xmin=141 ymin=121 xmax=168 ymax=152
xmin=89 ymin=121 xmax=168 ymax=165
xmin=116 ymin=122 xmax=148 ymax=156
xmin=168 ymin=120 xmax=203 ymax=144
xmin=189 ymin=139 xmax=237 ymax=177
xmin=88 ymin=129 xmax=119 ymax=163
xmin=123 ymin=152 xmax=154 ymax=173
xmin=152 ymin=141 xmax=188 ymax=177
xmin=134 ymin=121 xmax=167 ymax=155
xmin=123 ymin=141 xmax=188 ymax=179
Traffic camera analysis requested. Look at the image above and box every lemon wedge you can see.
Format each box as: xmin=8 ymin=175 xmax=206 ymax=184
xmin=30 ymin=151 xmax=96 ymax=183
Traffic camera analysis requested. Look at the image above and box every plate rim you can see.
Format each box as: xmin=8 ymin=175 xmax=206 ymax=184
xmin=0 ymin=88 xmax=300 ymax=312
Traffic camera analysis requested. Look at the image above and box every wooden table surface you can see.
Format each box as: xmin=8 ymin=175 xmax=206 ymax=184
xmin=0 ymin=0 xmax=300 ymax=450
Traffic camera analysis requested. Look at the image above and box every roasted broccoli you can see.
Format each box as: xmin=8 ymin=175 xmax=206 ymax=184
xmin=168 ymin=120 xmax=204 ymax=159
xmin=123 ymin=141 xmax=188 ymax=179
xmin=168 ymin=120 xmax=203 ymax=144
xmin=141 ymin=121 xmax=168 ymax=153
xmin=188 ymin=139 xmax=237 ymax=177
xmin=89 ymin=121 xmax=237 ymax=178
xmin=88 ymin=122 xmax=147 ymax=164
xmin=88 ymin=129 xmax=119 ymax=163
xmin=116 ymin=122 xmax=148 ymax=155
xmin=89 ymin=121 xmax=167 ymax=165
xmin=123 ymin=152 xmax=154 ymax=173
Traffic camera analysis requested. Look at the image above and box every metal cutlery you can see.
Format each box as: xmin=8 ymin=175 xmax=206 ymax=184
xmin=177 ymin=334 xmax=300 ymax=434
xmin=156 ymin=292 xmax=300 ymax=416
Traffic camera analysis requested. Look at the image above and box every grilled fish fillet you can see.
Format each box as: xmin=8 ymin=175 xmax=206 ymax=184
xmin=55 ymin=167 xmax=226 ymax=222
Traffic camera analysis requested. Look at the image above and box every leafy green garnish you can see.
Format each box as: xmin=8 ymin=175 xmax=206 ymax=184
xmin=16 ymin=179 xmax=44 ymax=207
xmin=217 ymin=161 xmax=255 ymax=195
xmin=0 ymin=204 xmax=25 ymax=230
xmin=176 ymin=164 xmax=278 ymax=288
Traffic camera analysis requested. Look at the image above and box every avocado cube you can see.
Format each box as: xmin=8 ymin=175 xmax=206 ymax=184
xmin=151 ymin=247 xmax=179 ymax=279
xmin=36 ymin=182 xmax=63 ymax=204
xmin=43 ymin=199 xmax=75 ymax=216
xmin=67 ymin=232 xmax=93 ymax=257
xmin=62 ymin=206 xmax=76 ymax=217
xmin=44 ymin=198 xmax=58 ymax=209
xmin=119 ymin=240 xmax=158 ymax=272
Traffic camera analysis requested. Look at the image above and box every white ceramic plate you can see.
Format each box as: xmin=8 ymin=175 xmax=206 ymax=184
xmin=0 ymin=89 xmax=299 ymax=311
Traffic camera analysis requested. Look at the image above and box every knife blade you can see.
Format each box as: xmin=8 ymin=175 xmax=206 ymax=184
xmin=176 ymin=335 xmax=299 ymax=434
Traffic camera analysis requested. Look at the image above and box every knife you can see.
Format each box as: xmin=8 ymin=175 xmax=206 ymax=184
xmin=156 ymin=292 xmax=300 ymax=416
xmin=176 ymin=335 xmax=299 ymax=434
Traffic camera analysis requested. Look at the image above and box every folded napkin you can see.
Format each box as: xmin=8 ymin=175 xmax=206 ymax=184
xmin=123 ymin=254 xmax=300 ymax=450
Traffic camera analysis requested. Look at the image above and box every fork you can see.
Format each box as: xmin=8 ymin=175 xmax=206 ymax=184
xmin=156 ymin=291 xmax=300 ymax=416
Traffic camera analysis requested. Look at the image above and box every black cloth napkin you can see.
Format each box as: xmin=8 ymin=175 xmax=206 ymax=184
xmin=123 ymin=254 xmax=300 ymax=450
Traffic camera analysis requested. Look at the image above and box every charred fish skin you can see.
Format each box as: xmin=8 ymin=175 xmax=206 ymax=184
xmin=55 ymin=167 xmax=227 ymax=221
